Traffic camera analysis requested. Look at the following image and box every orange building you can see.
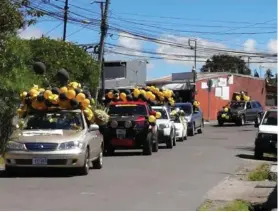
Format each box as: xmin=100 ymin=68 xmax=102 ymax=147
xmin=146 ymin=72 xmax=277 ymax=121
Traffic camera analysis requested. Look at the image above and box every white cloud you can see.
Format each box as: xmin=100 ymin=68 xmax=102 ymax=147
xmin=243 ymin=39 xmax=256 ymax=52
xmin=156 ymin=35 xmax=227 ymax=67
xmin=267 ymin=39 xmax=277 ymax=54
xmin=18 ymin=27 xmax=43 ymax=39
xmin=147 ymin=63 xmax=155 ymax=71
xmin=106 ymin=32 xmax=145 ymax=61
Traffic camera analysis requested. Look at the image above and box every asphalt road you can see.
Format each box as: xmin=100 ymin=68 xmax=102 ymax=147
xmin=0 ymin=124 xmax=258 ymax=211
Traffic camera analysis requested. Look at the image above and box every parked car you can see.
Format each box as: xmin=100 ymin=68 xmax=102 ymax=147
xmin=5 ymin=109 xmax=103 ymax=176
xmin=173 ymin=115 xmax=188 ymax=141
xmin=152 ymin=106 xmax=176 ymax=148
xmin=174 ymin=102 xmax=204 ymax=136
xmin=217 ymin=100 xmax=264 ymax=126
xmin=103 ymin=101 xmax=159 ymax=155
xmin=254 ymin=108 xmax=277 ymax=159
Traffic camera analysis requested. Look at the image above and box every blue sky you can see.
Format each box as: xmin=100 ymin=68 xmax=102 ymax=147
xmin=20 ymin=0 xmax=277 ymax=79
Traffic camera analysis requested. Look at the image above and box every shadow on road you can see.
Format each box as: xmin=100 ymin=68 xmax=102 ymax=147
xmin=236 ymin=154 xmax=277 ymax=162
xmin=212 ymin=123 xmax=254 ymax=128
xmin=235 ymin=146 xmax=254 ymax=152
xmin=0 ymin=168 xmax=77 ymax=178
xmin=251 ymin=185 xmax=277 ymax=211
xmin=107 ymin=151 xmax=143 ymax=157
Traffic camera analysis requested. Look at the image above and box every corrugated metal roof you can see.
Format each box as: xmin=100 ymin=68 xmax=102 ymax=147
xmin=147 ymin=72 xmax=264 ymax=84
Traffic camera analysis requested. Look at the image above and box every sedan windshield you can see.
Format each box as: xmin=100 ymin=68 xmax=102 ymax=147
xmin=24 ymin=111 xmax=84 ymax=130
xmin=108 ymin=105 xmax=147 ymax=116
xmin=153 ymin=108 xmax=168 ymax=119
xmin=262 ymin=111 xmax=277 ymax=126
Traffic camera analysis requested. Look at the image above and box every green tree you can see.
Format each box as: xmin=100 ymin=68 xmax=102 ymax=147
xmin=200 ymin=54 xmax=251 ymax=75
xmin=27 ymin=37 xmax=99 ymax=89
xmin=254 ymin=70 xmax=260 ymax=77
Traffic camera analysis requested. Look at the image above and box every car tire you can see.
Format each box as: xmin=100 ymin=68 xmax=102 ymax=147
xmin=92 ymin=151 xmax=103 ymax=169
xmin=173 ymin=135 xmax=176 ymax=146
xmin=255 ymin=114 xmax=261 ymax=125
xmin=166 ymin=134 xmax=173 ymax=149
xmin=254 ymin=146 xmax=263 ymax=160
xmin=152 ymin=134 xmax=159 ymax=153
xmin=76 ymin=147 xmax=90 ymax=176
xmin=237 ymin=115 xmax=245 ymax=126
xmin=143 ymin=132 xmax=152 ymax=155
xmin=188 ymin=124 xmax=195 ymax=136
xmin=218 ymin=120 xmax=224 ymax=126
xmin=4 ymin=166 xmax=18 ymax=177
xmin=197 ymin=124 xmax=203 ymax=134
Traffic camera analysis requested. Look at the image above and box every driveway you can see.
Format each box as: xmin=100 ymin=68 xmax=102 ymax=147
xmin=0 ymin=124 xmax=258 ymax=210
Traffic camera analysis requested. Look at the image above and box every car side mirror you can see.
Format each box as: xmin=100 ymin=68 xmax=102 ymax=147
xmin=89 ymin=124 xmax=99 ymax=131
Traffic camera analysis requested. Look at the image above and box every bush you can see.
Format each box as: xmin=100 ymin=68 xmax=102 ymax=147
xmin=248 ymin=163 xmax=270 ymax=181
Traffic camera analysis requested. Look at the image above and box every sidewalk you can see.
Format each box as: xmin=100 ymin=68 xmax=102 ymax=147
xmin=204 ymin=120 xmax=218 ymax=125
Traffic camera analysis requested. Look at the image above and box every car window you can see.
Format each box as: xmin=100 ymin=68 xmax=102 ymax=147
xmin=255 ymin=101 xmax=262 ymax=108
xmin=230 ymin=102 xmax=245 ymax=109
xmin=251 ymin=102 xmax=257 ymax=108
xmin=262 ymin=111 xmax=277 ymax=126
xmin=246 ymin=102 xmax=252 ymax=109
xmin=174 ymin=104 xmax=193 ymax=115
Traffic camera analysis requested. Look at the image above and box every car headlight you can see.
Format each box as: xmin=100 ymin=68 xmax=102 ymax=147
xmin=58 ymin=141 xmax=83 ymax=150
xmin=110 ymin=120 xmax=118 ymax=128
xmin=159 ymin=123 xmax=169 ymax=129
xmin=6 ymin=141 xmax=26 ymax=150
xmin=125 ymin=120 xmax=132 ymax=128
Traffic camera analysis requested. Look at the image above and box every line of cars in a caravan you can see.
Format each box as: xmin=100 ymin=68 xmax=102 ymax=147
xmin=3 ymin=94 xmax=204 ymax=177
xmin=101 ymin=100 xmax=204 ymax=156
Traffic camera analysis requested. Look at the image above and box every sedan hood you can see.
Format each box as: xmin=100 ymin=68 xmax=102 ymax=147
xmin=10 ymin=129 xmax=86 ymax=143
xmin=259 ymin=125 xmax=278 ymax=134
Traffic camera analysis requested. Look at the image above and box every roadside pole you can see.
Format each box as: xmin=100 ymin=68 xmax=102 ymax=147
xmin=207 ymin=79 xmax=213 ymax=122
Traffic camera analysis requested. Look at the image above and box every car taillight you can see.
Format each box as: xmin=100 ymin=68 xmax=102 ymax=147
xmin=136 ymin=120 xmax=145 ymax=127
xmin=110 ymin=120 xmax=118 ymax=128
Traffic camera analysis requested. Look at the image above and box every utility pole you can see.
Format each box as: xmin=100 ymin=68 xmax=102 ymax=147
xmin=188 ymin=39 xmax=197 ymax=101
xmin=95 ymin=0 xmax=110 ymax=101
xmin=62 ymin=0 xmax=69 ymax=41
xmin=247 ymin=56 xmax=251 ymax=69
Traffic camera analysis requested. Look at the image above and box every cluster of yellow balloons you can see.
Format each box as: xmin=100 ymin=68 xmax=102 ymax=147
xmin=17 ymin=82 xmax=105 ymax=124
xmin=235 ymin=94 xmax=250 ymax=102
xmin=106 ymin=86 xmax=176 ymax=106
xmin=221 ymin=113 xmax=230 ymax=120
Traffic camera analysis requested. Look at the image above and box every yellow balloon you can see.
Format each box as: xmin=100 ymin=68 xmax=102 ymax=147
xmin=155 ymin=112 xmax=161 ymax=119
xmin=133 ymin=88 xmax=140 ymax=98
xmin=243 ymin=95 xmax=250 ymax=101
xmin=146 ymin=91 xmax=152 ymax=99
xmin=235 ymin=95 xmax=241 ymax=101
xmin=76 ymin=93 xmax=86 ymax=103
xmin=224 ymin=107 xmax=229 ymax=112
xmin=221 ymin=114 xmax=226 ymax=118
xmin=225 ymin=115 xmax=230 ymax=119
xmin=120 ymin=92 xmax=127 ymax=101
xmin=150 ymin=94 xmax=156 ymax=101
xmin=148 ymin=115 xmax=156 ymax=123
xmin=60 ymin=86 xmax=68 ymax=93
xmin=44 ymin=90 xmax=52 ymax=99
xmin=81 ymin=99 xmax=90 ymax=108
xmin=107 ymin=91 xmax=114 ymax=99
xmin=140 ymin=90 xmax=146 ymax=96
xmin=29 ymin=88 xmax=39 ymax=98
xmin=66 ymin=89 xmax=76 ymax=100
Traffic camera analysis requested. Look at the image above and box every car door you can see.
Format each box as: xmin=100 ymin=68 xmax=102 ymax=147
xmin=192 ymin=109 xmax=200 ymax=128
xmin=245 ymin=102 xmax=255 ymax=121
xmin=255 ymin=101 xmax=264 ymax=114
xmin=84 ymin=115 xmax=100 ymax=159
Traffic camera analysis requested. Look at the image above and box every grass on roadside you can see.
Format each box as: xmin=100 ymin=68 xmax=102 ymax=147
xmin=217 ymin=200 xmax=251 ymax=211
xmin=198 ymin=200 xmax=213 ymax=211
xmin=248 ymin=163 xmax=270 ymax=181
xmin=199 ymin=200 xmax=251 ymax=211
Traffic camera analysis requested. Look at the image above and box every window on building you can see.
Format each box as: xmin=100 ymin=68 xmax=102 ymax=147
xmin=104 ymin=63 xmax=127 ymax=79
xmin=266 ymin=93 xmax=277 ymax=107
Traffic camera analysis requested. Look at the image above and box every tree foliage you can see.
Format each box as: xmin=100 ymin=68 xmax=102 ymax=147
xmin=200 ymin=54 xmax=251 ymax=75
xmin=27 ymin=38 xmax=100 ymax=89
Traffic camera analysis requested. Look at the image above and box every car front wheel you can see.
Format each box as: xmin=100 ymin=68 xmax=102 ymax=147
xmin=76 ymin=148 xmax=90 ymax=175
xmin=93 ymin=151 xmax=103 ymax=169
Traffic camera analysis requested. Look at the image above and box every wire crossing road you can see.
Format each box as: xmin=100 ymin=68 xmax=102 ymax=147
xmin=0 ymin=124 xmax=257 ymax=210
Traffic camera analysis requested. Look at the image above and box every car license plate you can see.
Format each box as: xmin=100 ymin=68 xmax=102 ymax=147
xmin=116 ymin=129 xmax=126 ymax=138
xmin=32 ymin=158 xmax=47 ymax=165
